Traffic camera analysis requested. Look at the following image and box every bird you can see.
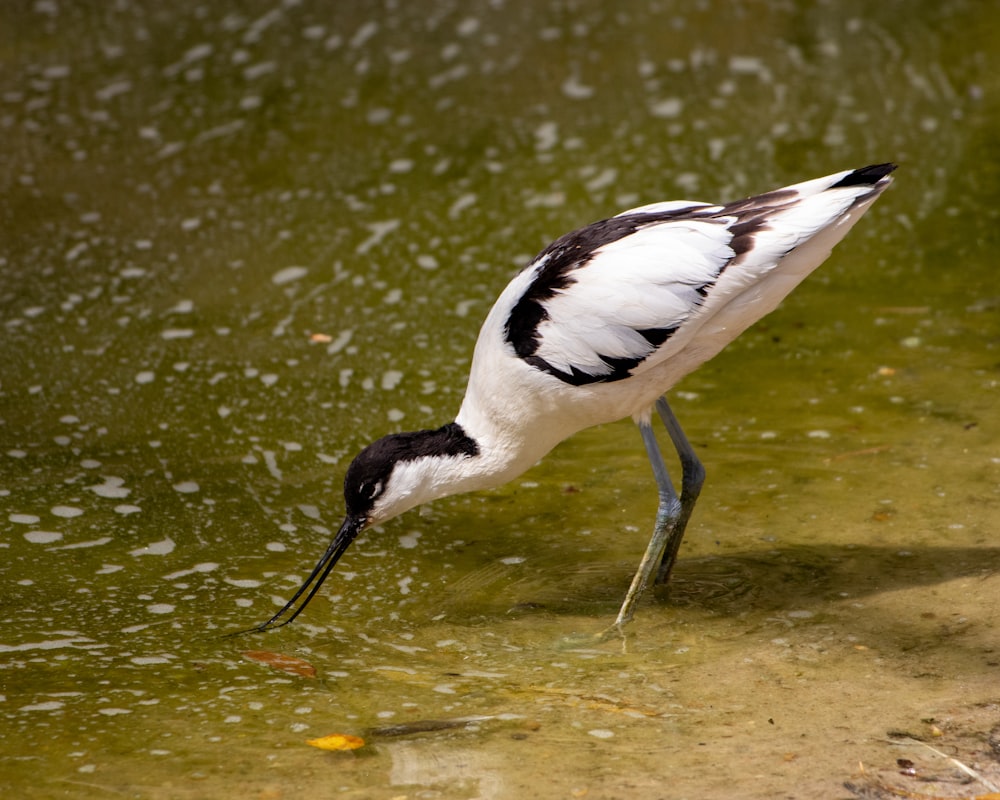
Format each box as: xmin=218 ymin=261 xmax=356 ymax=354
xmin=248 ymin=162 xmax=896 ymax=637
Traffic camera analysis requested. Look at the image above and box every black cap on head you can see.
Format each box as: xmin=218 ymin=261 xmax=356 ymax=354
xmin=342 ymin=422 xmax=479 ymax=518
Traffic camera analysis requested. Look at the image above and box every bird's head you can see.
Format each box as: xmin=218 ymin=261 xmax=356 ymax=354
xmin=244 ymin=424 xmax=479 ymax=632
xmin=342 ymin=431 xmax=444 ymax=528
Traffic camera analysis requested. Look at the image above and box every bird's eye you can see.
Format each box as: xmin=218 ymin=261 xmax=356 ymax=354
xmin=360 ymin=481 xmax=383 ymax=501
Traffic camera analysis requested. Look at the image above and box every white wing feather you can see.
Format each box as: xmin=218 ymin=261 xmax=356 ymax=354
xmin=530 ymin=169 xmax=890 ymax=382
xmin=533 ymin=221 xmax=735 ymax=376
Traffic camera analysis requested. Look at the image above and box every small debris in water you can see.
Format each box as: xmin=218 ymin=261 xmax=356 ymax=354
xmin=241 ymin=650 xmax=317 ymax=678
xmin=896 ymin=758 xmax=917 ymax=776
xmin=368 ymin=716 xmax=494 ymax=738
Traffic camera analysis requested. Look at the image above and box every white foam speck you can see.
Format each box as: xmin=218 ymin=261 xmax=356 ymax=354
xmin=163 ymin=562 xmax=218 ymax=580
xmin=265 ymin=541 xmax=286 ymax=552
xmin=224 ymin=578 xmax=261 ymax=588
xmin=649 ymin=97 xmax=683 ymax=118
xmin=114 ymin=504 xmax=141 ymax=515
xmin=51 ymin=506 xmax=84 ymax=518
xmin=99 ymin=708 xmax=132 ymax=716
xmin=261 ymin=450 xmax=281 ymax=480
xmin=356 ymin=219 xmax=400 ymax=255
xmin=49 ymin=537 xmax=112 ymax=550
xmin=500 ymin=556 xmax=525 ymax=565
xmin=398 ymin=532 xmax=420 ymax=549
xmin=1 ymin=638 xmax=91 ymax=654
xmin=131 ymin=656 xmax=171 ymax=665
xmin=135 ymin=371 xmax=155 ymax=385
xmin=297 ymin=504 xmax=320 ymax=519
xmin=457 ymin=16 xmax=479 ymax=35
xmin=588 ymin=729 xmax=615 ymax=739
xmin=21 ymin=700 xmax=65 ymax=712
xmin=169 ymin=299 xmax=194 ymax=314
xmin=161 ymin=328 xmax=194 ymax=340
xmin=97 ymin=564 xmax=124 ymax=575
xmin=387 ymin=408 xmax=405 ymax=422
xmin=10 ymin=513 xmax=40 ymax=525
xmin=80 ymin=459 xmax=101 ymax=469
xmin=147 ymin=603 xmax=175 ymax=614
xmin=173 ymin=481 xmax=199 ymax=494
xmin=88 ymin=477 xmax=130 ymax=498
xmin=130 ymin=537 xmax=175 ymax=557
xmin=381 ymin=370 xmax=403 ymax=390
xmin=535 ymin=121 xmax=558 ymax=151
xmin=447 ymin=193 xmax=477 ymax=219
xmin=730 ymin=55 xmax=765 ymax=74
xmin=325 ymin=329 xmax=353 ymax=354
xmin=271 ymin=266 xmax=308 ymax=285
xmin=25 ymin=531 xmax=62 ymax=544
xmin=585 ymin=168 xmax=618 ymax=193
xmin=807 ymin=430 xmax=831 ymax=439
xmin=561 ymin=75 xmax=594 ymax=99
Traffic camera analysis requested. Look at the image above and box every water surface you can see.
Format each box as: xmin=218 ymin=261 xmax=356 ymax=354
xmin=2 ymin=1 xmax=999 ymax=797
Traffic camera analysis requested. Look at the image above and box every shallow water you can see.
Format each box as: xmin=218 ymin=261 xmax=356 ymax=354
xmin=2 ymin=1 xmax=999 ymax=798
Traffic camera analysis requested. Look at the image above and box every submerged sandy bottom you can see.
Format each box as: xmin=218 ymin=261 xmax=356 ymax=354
xmin=9 ymin=538 xmax=1000 ymax=800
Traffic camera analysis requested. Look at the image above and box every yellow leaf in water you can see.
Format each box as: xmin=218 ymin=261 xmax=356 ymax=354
xmin=306 ymin=734 xmax=366 ymax=751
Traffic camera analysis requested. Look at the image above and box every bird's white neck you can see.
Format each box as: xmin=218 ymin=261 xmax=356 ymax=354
xmin=358 ymin=408 xmax=558 ymax=529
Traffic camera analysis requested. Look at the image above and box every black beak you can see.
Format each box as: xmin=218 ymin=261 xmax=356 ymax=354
xmin=239 ymin=515 xmax=366 ymax=634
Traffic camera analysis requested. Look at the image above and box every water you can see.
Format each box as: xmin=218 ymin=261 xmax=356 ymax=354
xmin=2 ymin=1 xmax=999 ymax=797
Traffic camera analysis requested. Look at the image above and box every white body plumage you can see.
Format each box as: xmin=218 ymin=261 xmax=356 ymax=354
xmin=449 ymin=166 xmax=894 ymax=504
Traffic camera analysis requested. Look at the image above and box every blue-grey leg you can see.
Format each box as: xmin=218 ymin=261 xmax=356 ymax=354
xmin=653 ymin=396 xmax=705 ymax=585
xmin=606 ymin=396 xmax=704 ymax=635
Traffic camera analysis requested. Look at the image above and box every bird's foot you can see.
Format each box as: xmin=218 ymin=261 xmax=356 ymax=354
xmin=556 ymin=621 xmax=628 ymax=650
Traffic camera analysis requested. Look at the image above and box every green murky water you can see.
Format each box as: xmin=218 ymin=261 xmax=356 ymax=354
xmin=2 ymin=1 xmax=999 ymax=798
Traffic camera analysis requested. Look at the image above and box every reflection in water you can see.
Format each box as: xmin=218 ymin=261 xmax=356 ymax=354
xmin=388 ymin=739 xmax=505 ymax=799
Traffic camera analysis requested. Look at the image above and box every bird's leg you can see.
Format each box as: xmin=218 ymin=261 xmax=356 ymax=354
xmin=596 ymin=398 xmax=704 ymax=642
xmin=653 ymin=396 xmax=705 ymax=585
xmin=605 ymin=415 xmax=683 ymax=635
